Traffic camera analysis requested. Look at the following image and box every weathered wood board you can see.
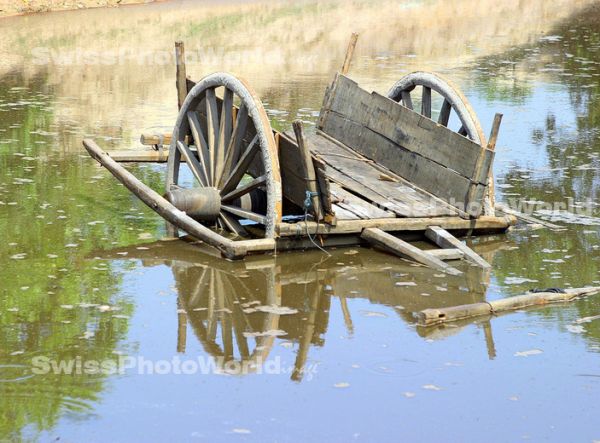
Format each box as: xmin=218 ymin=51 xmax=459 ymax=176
xmin=318 ymin=74 xmax=494 ymax=217
xmin=307 ymin=132 xmax=462 ymax=218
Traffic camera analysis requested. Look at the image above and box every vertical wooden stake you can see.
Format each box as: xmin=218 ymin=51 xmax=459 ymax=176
xmin=487 ymin=113 xmax=503 ymax=151
xmin=341 ymin=32 xmax=359 ymax=75
xmin=175 ymin=41 xmax=188 ymax=110
xmin=485 ymin=113 xmax=503 ymax=213
xmin=292 ymin=120 xmax=323 ymax=220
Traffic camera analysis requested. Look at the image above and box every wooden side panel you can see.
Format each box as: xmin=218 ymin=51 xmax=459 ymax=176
xmin=277 ymin=132 xmax=315 ymax=213
xmin=318 ymin=74 xmax=493 ymax=216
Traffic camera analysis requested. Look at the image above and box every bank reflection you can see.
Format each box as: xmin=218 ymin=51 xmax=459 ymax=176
xmin=103 ymin=237 xmax=511 ymax=380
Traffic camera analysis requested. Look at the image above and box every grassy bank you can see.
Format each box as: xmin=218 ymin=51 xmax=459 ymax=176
xmin=0 ymin=0 xmax=152 ymax=18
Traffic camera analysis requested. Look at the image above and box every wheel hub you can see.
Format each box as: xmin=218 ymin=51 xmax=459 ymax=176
xmin=166 ymin=187 xmax=221 ymax=221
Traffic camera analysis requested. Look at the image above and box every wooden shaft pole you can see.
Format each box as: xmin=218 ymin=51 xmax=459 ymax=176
xmin=83 ymin=138 xmax=242 ymax=259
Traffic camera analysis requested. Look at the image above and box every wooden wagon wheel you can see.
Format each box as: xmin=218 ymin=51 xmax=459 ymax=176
xmin=388 ymin=71 xmax=495 ymax=213
xmin=177 ymin=263 xmax=281 ymax=372
xmin=387 ymin=71 xmax=486 ymax=145
xmin=166 ymin=72 xmax=282 ymax=238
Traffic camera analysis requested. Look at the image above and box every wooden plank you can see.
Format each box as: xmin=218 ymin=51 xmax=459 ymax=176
xmin=495 ymin=202 xmax=564 ymax=230
xmin=277 ymin=214 xmax=516 ymax=237
xmin=428 ymin=248 xmax=464 ymax=261
xmin=106 ymin=150 xmax=169 ymax=162
xmin=425 ymin=225 xmax=491 ymax=268
xmin=308 ymin=132 xmax=461 ymax=217
xmin=331 ymin=204 xmax=360 ymax=220
xmin=330 ymin=182 xmax=394 ymax=219
xmin=361 ymin=228 xmax=462 ymax=275
xmin=321 ymin=110 xmax=486 ymax=216
xmin=140 ymin=133 xmax=172 ymax=146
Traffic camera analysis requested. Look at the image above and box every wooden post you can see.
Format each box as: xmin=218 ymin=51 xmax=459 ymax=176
xmin=175 ymin=41 xmax=188 ymax=110
xmin=487 ymin=113 xmax=503 ymax=151
xmin=292 ymin=120 xmax=323 ymax=220
xmin=484 ymin=113 xmax=502 ymax=214
xmin=341 ymin=33 xmax=359 ymax=75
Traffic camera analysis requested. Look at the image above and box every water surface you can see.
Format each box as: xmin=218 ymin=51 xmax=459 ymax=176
xmin=1 ymin=0 xmax=600 ymax=441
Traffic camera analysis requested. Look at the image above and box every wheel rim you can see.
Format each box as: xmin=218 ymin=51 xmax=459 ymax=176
xmin=167 ymin=72 xmax=282 ymax=238
xmin=387 ymin=71 xmax=486 ymax=146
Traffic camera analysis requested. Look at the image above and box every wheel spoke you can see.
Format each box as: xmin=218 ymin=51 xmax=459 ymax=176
xmin=233 ymin=316 xmax=250 ymax=359
xmin=221 ymin=205 xmax=267 ymax=225
xmin=421 ymin=86 xmax=431 ymax=118
xmin=176 ymin=141 xmax=208 ymax=187
xmin=219 ymin=212 xmax=248 ymax=237
xmin=215 ymin=273 xmax=233 ymax=361
xmin=205 ymin=88 xmax=220 ymax=185
xmin=207 ymin=269 xmax=217 ymax=341
xmin=220 ymin=134 xmax=260 ymax=196
xmin=221 ymin=174 xmax=266 ymax=203
xmin=218 ymin=104 xmax=249 ymax=188
xmin=438 ymin=99 xmax=452 ymax=126
xmin=401 ymin=90 xmax=413 ymax=110
xmin=167 ymin=148 xmax=182 ymax=189
xmin=187 ymin=111 xmax=211 ymax=185
xmin=216 ymin=88 xmax=234 ymax=184
xmin=189 ymin=267 xmax=209 ymax=306
xmin=458 ymin=125 xmax=467 ymax=136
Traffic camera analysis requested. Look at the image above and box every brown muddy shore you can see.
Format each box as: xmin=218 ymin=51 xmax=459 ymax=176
xmin=0 ymin=0 xmax=152 ymax=18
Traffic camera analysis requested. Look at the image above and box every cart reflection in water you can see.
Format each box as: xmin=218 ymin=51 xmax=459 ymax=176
xmin=100 ymin=236 xmax=510 ymax=381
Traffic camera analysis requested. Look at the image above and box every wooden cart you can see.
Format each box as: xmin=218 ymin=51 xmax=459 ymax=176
xmin=83 ymin=38 xmax=515 ymax=274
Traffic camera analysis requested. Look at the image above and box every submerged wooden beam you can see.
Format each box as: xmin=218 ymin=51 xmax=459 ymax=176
xmin=425 ymin=225 xmax=491 ymax=268
xmin=361 ymin=227 xmax=462 ymax=275
xmin=495 ymin=202 xmax=563 ymax=230
xmin=418 ymin=287 xmax=600 ymax=326
xmin=277 ymin=215 xmax=516 ymax=237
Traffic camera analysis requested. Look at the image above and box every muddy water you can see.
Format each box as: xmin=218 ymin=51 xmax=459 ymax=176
xmin=1 ymin=0 xmax=600 ymax=441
